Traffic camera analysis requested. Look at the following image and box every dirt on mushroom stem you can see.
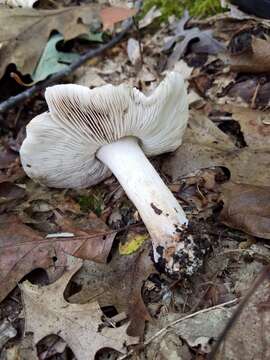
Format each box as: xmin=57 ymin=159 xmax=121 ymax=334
xmin=153 ymin=220 xmax=211 ymax=279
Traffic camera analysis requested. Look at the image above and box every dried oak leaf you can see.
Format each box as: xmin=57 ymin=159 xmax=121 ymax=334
xmin=20 ymin=257 xmax=138 ymax=360
xmin=0 ymin=4 xmax=100 ymax=79
xmin=162 ymin=111 xmax=270 ymax=187
xmin=219 ymin=182 xmax=270 ymax=239
xmin=0 ymin=214 xmax=116 ymax=302
xmin=69 ymin=242 xmax=156 ymax=338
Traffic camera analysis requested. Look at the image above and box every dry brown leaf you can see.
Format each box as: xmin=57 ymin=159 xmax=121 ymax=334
xmin=0 ymin=214 xmax=116 ymax=302
xmin=0 ymin=181 xmax=26 ymax=214
xmin=232 ymin=107 xmax=270 ymax=149
xmin=0 ymin=5 xmax=100 ymax=79
xmin=229 ymin=35 xmax=270 ymax=73
xmin=100 ymin=6 xmax=136 ymax=30
xmin=219 ymin=183 xmax=270 ymax=239
xmin=20 ymin=257 xmax=138 ymax=360
xmin=0 ymin=319 xmax=17 ymax=349
xmin=0 ymin=148 xmax=17 ymax=169
xmin=216 ymin=270 xmax=270 ymax=360
xmin=162 ymin=111 xmax=270 ymax=187
xmin=3 ymin=334 xmax=38 ymax=360
xmin=69 ymin=242 xmax=155 ymax=338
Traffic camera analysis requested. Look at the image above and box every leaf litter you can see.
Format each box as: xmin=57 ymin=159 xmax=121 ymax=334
xmin=0 ymin=1 xmax=270 ymax=359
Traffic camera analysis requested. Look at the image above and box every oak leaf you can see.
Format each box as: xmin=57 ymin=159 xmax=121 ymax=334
xmin=0 ymin=5 xmax=100 ymax=79
xmin=0 ymin=214 xmax=116 ymax=302
xmin=21 ymin=257 xmax=138 ymax=360
xmin=69 ymin=242 xmax=155 ymax=338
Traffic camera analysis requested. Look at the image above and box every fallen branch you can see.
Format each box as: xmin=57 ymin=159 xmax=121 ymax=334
xmin=119 ymin=297 xmax=239 ymax=360
xmin=0 ymin=2 xmax=142 ymax=114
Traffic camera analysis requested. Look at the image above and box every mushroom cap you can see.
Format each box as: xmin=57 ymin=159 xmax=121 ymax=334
xmin=20 ymin=72 xmax=188 ymax=188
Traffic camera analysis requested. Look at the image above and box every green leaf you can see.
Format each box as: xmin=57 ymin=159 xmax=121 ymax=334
xmin=79 ymin=32 xmax=104 ymax=43
xmin=32 ymin=33 xmax=80 ymax=83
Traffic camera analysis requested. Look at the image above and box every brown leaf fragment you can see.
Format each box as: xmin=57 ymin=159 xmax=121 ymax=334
xmin=0 ymin=148 xmax=17 ymax=170
xmin=69 ymin=242 xmax=156 ymax=339
xmin=216 ymin=270 xmax=270 ymax=360
xmin=0 ymin=319 xmax=17 ymax=349
xmin=0 ymin=5 xmax=100 ymax=79
xmin=229 ymin=35 xmax=270 ymax=73
xmin=20 ymin=257 xmax=138 ymax=360
xmin=100 ymin=6 xmax=136 ymax=30
xmin=0 ymin=214 xmax=116 ymax=302
xmin=162 ymin=111 xmax=270 ymax=187
xmin=232 ymin=107 xmax=270 ymax=149
xmin=2 ymin=334 xmax=38 ymax=360
xmin=0 ymin=181 xmax=26 ymax=213
xmin=219 ymin=183 xmax=270 ymax=239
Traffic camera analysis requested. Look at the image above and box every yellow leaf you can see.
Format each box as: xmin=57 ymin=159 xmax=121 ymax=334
xmin=119 ymin=232 xmax=149 ymax=255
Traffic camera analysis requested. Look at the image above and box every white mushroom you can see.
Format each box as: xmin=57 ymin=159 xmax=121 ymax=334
xmin=20 ymin=72 xmax=201 ymax=277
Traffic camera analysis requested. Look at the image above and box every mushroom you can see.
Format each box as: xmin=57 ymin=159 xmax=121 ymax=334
xmin=20 ymin=72 xmax=202 ymax=277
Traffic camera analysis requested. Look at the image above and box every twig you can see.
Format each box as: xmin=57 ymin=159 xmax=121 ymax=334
xmin=119 ymin=298 xmax=239 ymax=360
xmin=0 ymin=1 xmax=142 ymax=114
xmin=208 ymin=265 xmax=270 ymax=360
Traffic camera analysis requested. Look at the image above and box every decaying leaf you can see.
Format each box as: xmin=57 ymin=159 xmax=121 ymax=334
xmin=0 ymin=181 xmax=26 ymax=214
xmin=232 ymin=107 xmax=270 ymax=149
xmin=219 ymin=183 xmax=270 ymax=239
xmin=0 ymin=5 xmax=100 ymax=79
xmin=216 ymin=270 xmax=270 ymax=360
xmin=0 ymin=0 xmax=36 ymax=8
xmin=127 ymin=38 xmax=141 ymax=66
xmin=0 ymin=319 xmax=17 ymax=349
xmin=164 ymin=10 xmax=225 ymax=69
xmin=162 ymin=111 xmax=270 ymax=187
xmin=0 ymin=148 xmax=17 ymax=169
xmin=32 ymin=34 xmax=80 ymax=83
xmin=100 ymin=6 xmax=137 ymax=30
xmin=69 ymin=242 xmax=155 ymax=338
xmin=0 ymin=214 xmax=116 ymax=302
xmin=74 ymin=66 xmax=107 ymax=88
xmin=229 ymin=34 xmax=270 ymax=73
xmin=21 ymin=257 xmax=138 ymax=360
xmin=119 ymin=230 xmax=149 ymax=255
xmin=0 ymin=334 xmax=39 ymax=360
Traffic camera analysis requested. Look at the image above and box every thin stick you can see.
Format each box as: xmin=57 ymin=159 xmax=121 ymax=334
xmin=0 ymin=1 xmax=142 ymax=114
xmin=119 ymin=298 xmax=239 ymax=360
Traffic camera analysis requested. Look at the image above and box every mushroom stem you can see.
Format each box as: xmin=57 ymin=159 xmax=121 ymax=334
xmin=97 ymin=137 xmax=197 ymax=276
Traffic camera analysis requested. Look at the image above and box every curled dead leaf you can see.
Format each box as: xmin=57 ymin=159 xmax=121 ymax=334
xmin=219 ymin=182 xmax=270 ymax=239
xmin=229 ymin=34 xmax=270 ymax=73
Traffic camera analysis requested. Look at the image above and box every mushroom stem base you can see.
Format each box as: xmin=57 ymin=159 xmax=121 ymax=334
xmin=97 ymin=137 xmax=200 ymax=276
